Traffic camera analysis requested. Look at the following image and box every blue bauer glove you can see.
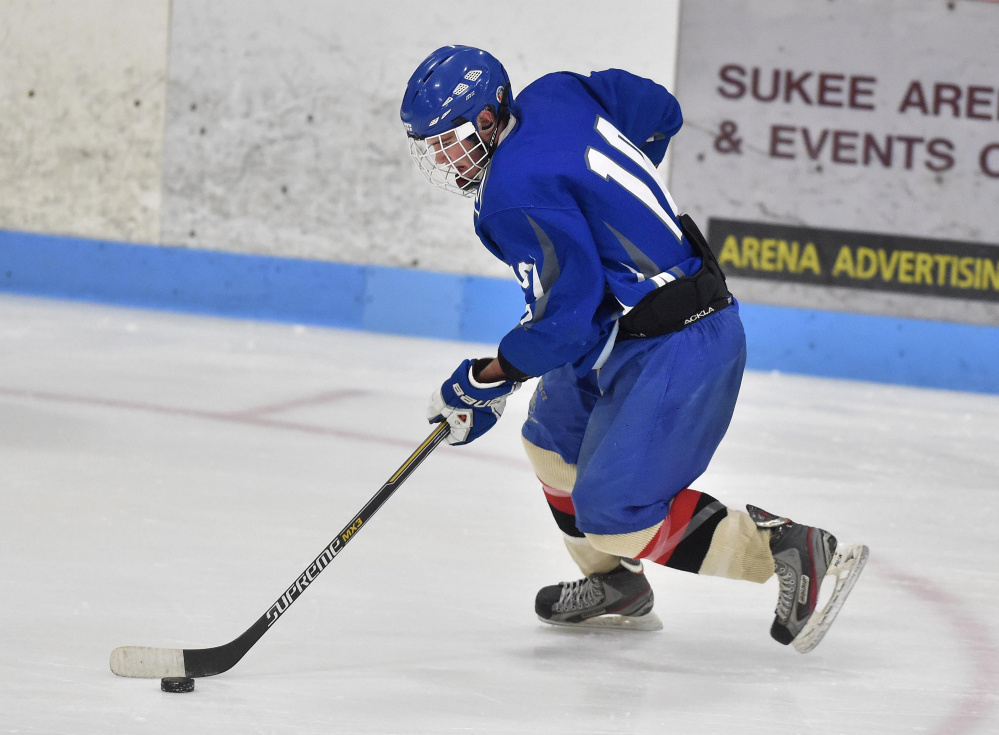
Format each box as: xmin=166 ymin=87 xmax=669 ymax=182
xmin=428 ymin=359 xmax=520 ymax=445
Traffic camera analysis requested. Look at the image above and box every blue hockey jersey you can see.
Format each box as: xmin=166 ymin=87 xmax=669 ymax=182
xmin=474 ymin=69 xmax=700 ymax=379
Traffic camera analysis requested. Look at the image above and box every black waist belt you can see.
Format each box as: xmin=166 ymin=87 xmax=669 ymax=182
xmin=617 ymin=214 xmax=732 ymax=340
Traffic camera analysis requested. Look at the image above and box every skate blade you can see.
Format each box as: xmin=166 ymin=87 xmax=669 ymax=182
xmin=792 ymin=543 xmax=870 ymax=654
xmin=538 ymin=610 xmax=663 ymax=632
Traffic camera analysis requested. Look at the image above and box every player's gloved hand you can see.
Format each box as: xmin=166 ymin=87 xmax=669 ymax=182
xmin=428 ymin=358 xmax=520 ymax=445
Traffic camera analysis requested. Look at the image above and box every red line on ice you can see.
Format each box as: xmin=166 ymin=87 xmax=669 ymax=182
xmin=873 ymin=558 xmax=998 ymax=735
xmin=225 ymin=389 xmax=370 ymax=419
xmin=0 ymin=386 xmax=527 ymax=468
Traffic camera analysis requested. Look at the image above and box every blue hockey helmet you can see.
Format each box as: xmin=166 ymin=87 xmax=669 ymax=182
xmin=400 ymin=45 xmax=512 ymax=196
xmin=401 ymin=45 xmax=511 ymax=139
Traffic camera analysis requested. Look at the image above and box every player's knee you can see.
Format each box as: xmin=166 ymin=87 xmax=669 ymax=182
xmin=569 ymin=479 xmax=662 ymax=538
xmin=584 ymin=527 xmax=661 ymax=559
xmin=524 ymin=435 xmax=584 ymax=537
xmin=578 ymin=487 xmax=729 ymax=572
xmin=521 ymin=435 xmax=576 ymax=492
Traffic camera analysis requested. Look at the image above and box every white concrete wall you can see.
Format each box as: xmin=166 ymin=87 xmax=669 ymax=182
xmin=159 ymin=0 xmax=680 ymax=277
xmin=0 ymin=0 xmax=170 ymax=242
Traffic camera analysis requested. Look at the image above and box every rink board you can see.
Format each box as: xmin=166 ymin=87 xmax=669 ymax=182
xmin=2 ymin=228 xmax=997 ymax=394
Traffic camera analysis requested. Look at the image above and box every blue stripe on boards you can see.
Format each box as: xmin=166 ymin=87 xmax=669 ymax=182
xmin=0 ymin=229 xmax=368 ymax=328
xmin=739 ymin=303 xmax=999 ymax=394
xmin=362 ymin=267 xmax=465 ymax=340
xmin=2 ymin=229 xmax=997 ymax=394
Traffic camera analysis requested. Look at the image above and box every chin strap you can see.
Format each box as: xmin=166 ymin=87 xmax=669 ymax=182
xmin=482 ymin=104 xmax=512 ymax=157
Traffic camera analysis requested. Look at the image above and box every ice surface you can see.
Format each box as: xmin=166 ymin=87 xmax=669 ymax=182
xmin=1 ymin=294 xmax=996 ymax=734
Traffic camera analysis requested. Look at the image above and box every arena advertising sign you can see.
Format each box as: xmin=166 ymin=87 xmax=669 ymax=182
xmin=670 ymin=0 xmax=999 ymax=322
xmin=709 ymin=219 xmax=999 ymax=301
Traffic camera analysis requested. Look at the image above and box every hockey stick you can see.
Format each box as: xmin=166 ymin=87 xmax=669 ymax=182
xmin=110 ymin=422 xmax=450 ymax=679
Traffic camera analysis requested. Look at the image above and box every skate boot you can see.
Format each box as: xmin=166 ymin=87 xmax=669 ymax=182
xmin=535 ymin=559 xmax=662 ymax=631
xmin=748 ymin=504 xmax=869 ymax=653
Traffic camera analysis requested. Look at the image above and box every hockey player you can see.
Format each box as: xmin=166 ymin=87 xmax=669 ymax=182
xmin=400 ymin=46 xmax=868 ymax=652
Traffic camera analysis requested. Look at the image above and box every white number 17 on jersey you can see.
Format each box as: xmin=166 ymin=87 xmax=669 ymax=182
xmin=585 ymin=117 xmax=683 ymax=243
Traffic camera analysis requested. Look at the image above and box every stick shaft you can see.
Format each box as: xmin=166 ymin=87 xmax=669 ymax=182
xmin=261 ymin=422 xmax=450 ymax=630
xmin=111 ymin=423 xmax=450 ymax=679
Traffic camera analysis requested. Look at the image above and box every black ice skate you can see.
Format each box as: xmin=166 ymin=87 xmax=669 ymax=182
xmin=748 ymin=504 xmax=869 ymax=653
xmin=535 ymin=559 xmax=662 ymax=631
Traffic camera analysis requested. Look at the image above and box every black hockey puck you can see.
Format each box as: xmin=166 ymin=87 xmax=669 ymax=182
xmin=160 ymin=676 xmax=195 ymax=693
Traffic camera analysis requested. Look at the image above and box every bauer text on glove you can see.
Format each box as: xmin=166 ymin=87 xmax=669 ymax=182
xmin=427 ymin=358 xmax=520 ymax=445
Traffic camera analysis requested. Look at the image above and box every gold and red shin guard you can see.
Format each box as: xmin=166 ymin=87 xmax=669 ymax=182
xmin=586 ymin=489 xmax=775 ymax=583
xmin=525 ymin=438 xmax=773 ymax=583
